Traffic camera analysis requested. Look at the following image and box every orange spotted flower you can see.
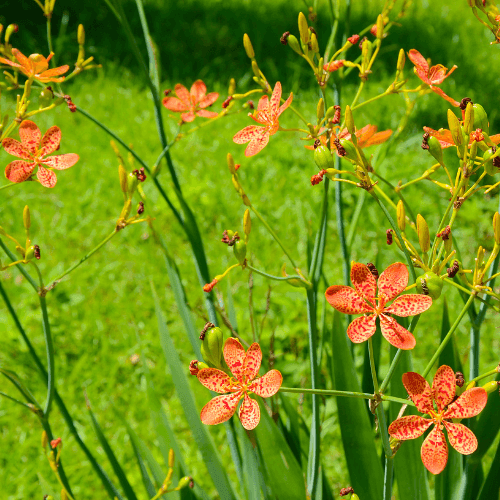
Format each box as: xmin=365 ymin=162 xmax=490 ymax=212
xmin=197 ymin=338 xmax=282 ymax=430
xmin=325 ymin=262 xmax=432 ymax=350
xmin=423 ymin=126 xmax=500 ymax=149
xmin=408 ymin=49 xmax=459 ymax=107
xmin=0 ymin=49 xmax=69 ymax=83
xmin=233 ymin=81 xmax=293 ymax=157
xmin=388 ymin=366 xmax=487 ymax=475
xmin=162 ymin=80 xmax=219 ymax=123
xmin=2 ymin=120 xmax=79 ymax=188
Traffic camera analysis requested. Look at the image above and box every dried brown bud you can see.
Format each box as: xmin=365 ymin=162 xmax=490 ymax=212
xmin=421 ymin=132 xmax=430 ymax=150
xmin=366 ymin=263 xmax=379 ymax=279
xmin=332 ymin=105 xmax=341 ymax=124
xmin=334 ymin=138 xmax=346 ymax=156
xmin=471 ymin=129 xmax=484 ymax=142
xmin=386 ymin=229 xmax=393 ymax=245
xmin=221 ymin=230 xmax=240 ymax=246
xmin=455 ymin=372 xmax=465 ymax=388
xmin=164 ymin=89 xmax=172 ymax=96
xmin=222 ymin=96 xmax=233 ymax=108
xmin=133 ymin=167 xmax=147 ymax=182
xmin=189 ymin=360 xmax=199 ymax=376
xmin=280 ymin=31 xmax=290 ymax=44
xmin=447 ymin=260 xmax=459 ymax=278
xmin=459 ymin=97 xmax=472 ymax=111
xmin=358 ymin=36 xmax=368 ymax=49
xmin=311 ymin=170 xmax=326 ymax=185
xmin=313 ymin=139 xmax=321 ymax=149
xmin=340 ymin=487 xmax=355 ymax=496
xmin=33 ymin=244 xmax=41 ymax=260
xmin=199 ymin=322 xmax=215 ymax=340
xmin=137 ymin=201 xmax=144 ymax=215
xmin=347 ymin=34 xmax=360 ymax=44
xmin=436 ymin=225 xmax=451 ymax=240
xmin=247 ymin=100 xmax=254 ymax=110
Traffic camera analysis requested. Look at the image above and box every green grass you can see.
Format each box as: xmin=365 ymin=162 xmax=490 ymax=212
xmin=1 ymin=0 xmax=500 ymax=498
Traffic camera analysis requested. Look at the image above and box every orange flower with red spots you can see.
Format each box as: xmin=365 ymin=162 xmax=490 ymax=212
xmin=408 ymin=49 xmax=459 ymax=107
xmin=0 ymin=49 xmax=69 ymax=83
xmin=197 ymin=338 xmax=282 ymax=430
xmin=325 ymin=262 xmax=432 ymax=350
xmin=162 ymin=80 xmax=219 ymax=123
xmin=2 ymin=120 xmax=79 ymax=188
xmin=233 ymin=81 xmax=293 ymax=157
xmin=388 ymin=366 xmax=487 ymax=474
xmin=423 ymin=126 xmax=500 ymax=149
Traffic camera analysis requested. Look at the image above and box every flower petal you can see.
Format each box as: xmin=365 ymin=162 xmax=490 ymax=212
xmin=443 ymin=421 xmax=478 ymax=455
xmin=385 ymin=294 xmax=433 ymax=317
xmin=36 ymin=166 xmax=57 ymax=188
xmin=325 ymin=285 xmax=373 ymax=314
xmin=38 ymin=65 xmax=69 ymax=78
xmin=378 ymin=262 xmax=408 ymax=302
xmin=198 ymin=92 xmax=219 ymax=109
xmin=350 ymin=262 xmax=377 ymax=303
xmin=242 ymin=343 xmax=262 ymax=381
xmin=347 ymin=314 xmax=377 ymax=344
xmin=200 ymin=392 xmax=241 ymax=426
xmin=431 ymin=365 xmax=456 ymax=413
xmin=2 ymin=138 xmax=31 ymax=160
xmin=239 ymin=394 xmax=260 ymax=430
xmin=277 ymin=92 xmax=293 ymax=117
xmin=421 ymin=424 xmax=448 ymax=475
xmin=379 ymin=314 xmax=416 ymax=350
xmin=174 ymin=84 xmax=190 ymax=104
xmin=162 ymin=96 xmax=189 ymax=112
xmin=269 ymin=82 xmax=282 ymax=117
xmin=388 ymin=415 xmax=432 ymax=440
xmin=29 ymin=54 xmax=49 ymax=74
xmin=19 ymin=120 xmax=41 ymax=154
xmin=223 ymin=337 xmax=246 ymax=381
xmin=39 ymin=126 xmax=62 ymax=156
xmin=423 ymin=127 xmax=455 ymax=148
xmin=361 ymin=129 xmax=392 ymax=148
xmin=42 ymin=153 xmax=79 ymax=170
xmin=408 ymin=49 xmax=429 ymax=77
xmin=489 ymin=133 xmax=500 ymax=144
xmin=257 ymin=95 xmax=269 ymax=112
xmin=196 ymin=109 xmax=218 ymax=118
xmin=11 ymin=49 xmax=31 ymax=72
xmin=402 ymin=371 xmax=434 ymax=413
xmin=430 ymin=86 xmax=460 ymax=107
xmin=5 ymin=160 xmax=35 ymax=183
xmin=190 ymin=79 xmax=207 ymax=103
xmin=233 ymin=125 xmax=263 ymax=144
xmin=180 ymin=111 xmax=196 ymax=122
xmin=443 ymin=387 xmax=488 ymax=419
xmin=245 ymin=132 xmax=270 ymax=157
xmin=197 ymin=368 xmax=232 ymax=393
xmin=0 ymin=56 xmax=22 ymax=68
xmin=249 ymin=369 xmax=282 ymax=397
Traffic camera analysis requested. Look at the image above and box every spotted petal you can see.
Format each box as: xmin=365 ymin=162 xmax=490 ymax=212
xmin=5 ymin=160 xmax=35 ymax=183
xmin=402 ymin=371 xmax=434 ymax=414
xmin=239 ymin=394 xmax=260 ymax=430
xmin=2 ymin=138 xmax=31 ymax=160
xmin=257 ymin=95 xmax=269 ymax=112
xmin=245 ymin=131 xmax=270 ymax=157
xmin=196 ymin=109 xmax=218 ymax=119
xmin=174 ymin=83 xmax=190 ymax=104
xmin=197 ymin=368 xmax=232 ymax=394
xmin=242 ymin=343 xmax=262 ymax=382
xmin=223 ymin=337 xmax=246 ymax=381
xmin=190 ymin=79 xmax=207 ymax=103
xmin=198 ymin=92 xmax=219 ymax=109
xmin=350 ymin=262 xmax=377 ymax=303
xmin=378 ymin=262 xmax=408 ymax=302
xmin=361 ymin=129 xmax=392 ymax=147
xmin=269 ymin=82 xmax=282 ymax=117
xmin=36 ymin=165 xmax=57 ymax=188
xmin=388 ymin=415 xmax=432 ymax=440
xmin=12 ymin=49 xmax=31 ymax=72
xmin=0 ymin=56 xmax=22 ymax=68
xmin=233 ymin=125 xmax=263 ymax=144
xmin=200 ymin=392 xmax=241 ymax=426
xmin=421 ymin=424 xmax=448 ymax=475
xmin=325 ymin=285 xmax=373 ymax=314
xmin=277 ymin=92 xmax=293 ymax=117
xmin=443 ymin=387 xmax=488 ymax=419
xmin=385 ymin=294 xmax=432 ymax=317
xmin=38 ymin=65 xmax=69 ymax=79
xmin=162 ymin=96 xmax=189 ymax=112
xmin=443 ymin=421 xmax=478 ymax=455
xmin=430 ymin=86 xmax=460 ymax=107
xmin=40 ymin=126 xmax=61 ymax=156
xmin=347 ymin=314 xmax=377 ymax=344
xmin=249 ymin=369 xmax=282 ymax=398
xmin=408 ymin=49 xmax=429 ymax=79
xmin=180 ymin=111 xmax=196 ymax=123
xmin=379 ymin=314 xmax=416 ymax=350
xmin=431 ymin=365 xmax=456 ymax=413
xmin=19 ymin=120 xmax=41 ymax=154
xmin=42 ymin=153 xmax=79 ymax=170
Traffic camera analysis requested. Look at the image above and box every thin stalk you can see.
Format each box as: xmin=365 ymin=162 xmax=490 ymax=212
xmin=468 ymin=367 xmax=499 ymax=386
xmin=368 ymin=337 xmax=379 ymax=394
xmin=39 ymin=293 xmax=54 ymax=416
xmin=383 ymin=456 xmax=395 ymax=500
xmin=0 ymin=237 xmax=39 ymax=292
xmin=423 ymin=293 xmax=476 ymax=378
xmin=0 ymin=182 xmax=16 ymax=191
xmin=246 ymin=264 xmax=309 ymax=284
xmin=346 ymin=189 xmax=366 ymax=249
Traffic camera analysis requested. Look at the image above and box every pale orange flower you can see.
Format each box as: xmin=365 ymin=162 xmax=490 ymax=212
xmin=423 ymin=126 xmax=500 ymax=148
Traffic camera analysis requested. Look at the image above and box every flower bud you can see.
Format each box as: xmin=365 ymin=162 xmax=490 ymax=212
xmin=339 ymin=139 xmax=359 ymax=160
xmin=228 ymin=78 xmax=236 ymax=95
xmin=416 ymin=271 xmax=443 ymax=299
xmin=482 ymin=380 xmax=499 ymax=395
xmin=361 ymin=39 xmax=373 ymax=66
xmin=227 ymin=153 xmax=236 ymax=174
xmin=42 ymin=430 xmax=48 ymax=449
xmin=482 ymin=147 xmax=499 ymax=176
xmin=427 ymin=136 xmax=444 ymax=165
xmin=416 ymin=214 xmax=430 ymax=253
xmin=345 ymin=105 xmax=355 ymax=137
xmin=447 ymin=109 xmax=464 ymax=155
xmin=243 ymin=34 xmax=255 ymax=59
xmin=77 ymin=24 xmax=85 ymax=45
xmin=473 ymin=103 xmax=489 ymax=134
xmin=168 ymin=448 xmax=175 ymax=468
xmin=200 ymin=327 xmax=224 ymax=368
xmin=469 ymin=140 xmax=478 ymax=162
xmin=119 ymin=164 xmax=128 ymax=193
xmin=298 ymin=12 xmax=309 ymax=44
xmin=376 ymin=14 xmax=384 ymax=39
xmin=494 ymin=212 xmax=500 ymax=245
xmin=127 ymin=172 xmax=139 ymax=196
xmin=61 ymin=490 xmax=69 ymax=500
xmin=5 ymin=24 xmax=18 ymax=43
xmin=286 ymin=34 xmax=302 ymax=55
xmin=243 ymin=209 xmax=251 ymax=237
xmin=314 ymin=145 xmax=334 ymax=170
xmin=174 ymin=476 xmax=192 ymax=491
xmin=316 ymin=98 xmax=324 ymax=122
xmin=251 ymin=60 xmax=260 ymax=79
xmin=396 ymin=48 xmax=405 ymax=73
xmin=310 ymin=32 xmax=319 ymax=53
xmin=397 ymin=200 xmax=406 ymax=232
xmin=464 ymin=102 xmax=474 ymax=135
xmin=23 ymin=205 xmax=30 ymax=230
xmin=233 ymin=239 xmax=247 ymax=264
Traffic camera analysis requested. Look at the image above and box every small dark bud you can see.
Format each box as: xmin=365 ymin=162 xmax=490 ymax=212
xmin=309 ymin=27 xmax=317 ymax=36
xmin=189 ymin=479 xmax=194 ymax=489
xmin=221 ymin=230 xmax=240 ymax=246
xmin=199 ymin=322 xmax=215 ymax=340
xmin=334 ymin=138 xmax=346 ymax=156
xmin=459 ymin=97 xmax=472 ymax=110
xmin=421 ymin=132 xmax=430 ymax=150
xmin=340 ymin=486 xmax=355 ymax=496
xmin=358 ymin=36 xmax=368 ymax=49
xmin=164 ymin=89 xmax=172 ymax=96
xmin=247 ymin=100 xmax=254 ymax=110
xmin=63 ymin=94 xmax=77 ymax=113
xmin=33 ymin=245 xmax=41 ymax=260
xmin=280 ymin=31 xmax=290 ymax=45
xmin=137 ymin=201 xmax=144 ymax=215
xmin=436 ymin=225 xmax=451 ymax=240
xmin=447 ymin=260 xmax=459 ymax=278
xmin=133 ymin=167 xmax=147 ymax=182
xmin=222 ymin=96 xmax=233 ymax=108
xmin=386 ymin=229 xmax=393 ymax=245
xmin=313 ymin=139 xmax=321 ymax=149
xmin=366 ymin=263 xmax=379 ymax=279
xmin=455 ymin=372 xmax=465 ymax=388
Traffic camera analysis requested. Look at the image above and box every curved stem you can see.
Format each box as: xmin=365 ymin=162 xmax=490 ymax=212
xmin=246 ymin=265 xmax=309 ymax=285
xmin=0 ymin=182 xmax=16 ymax=191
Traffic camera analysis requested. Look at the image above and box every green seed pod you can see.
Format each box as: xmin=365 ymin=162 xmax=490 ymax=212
xmin=482 ymin=148 xmax=499 ymax=176
xmin=38 ymin=87 xmax=53 ymax=108
xmin=298 ymin=12 xmax=309 ymax=44
xmin=416 ymin=214 xmax=430 ymax=253
xmin=200 ymin=327 xmax=224 ymax=368
xmin=416 ymin=271 xmax=443 ymax=299
xmin=472 ymin=103 xmax=489 ymax=134
xmin=233 ymin=239 xmax=247 ymax=264
xmin=25 ymin=245 xmax=35 ymax=261
xmin=427 ymin=136 xmax=444 ymax=165
xmin=173 ymin=476 xmax=192 ymax=491
xmin=345 ymin=105 xmax=356 ymax=137
xmin=314 ymin=145 xmax=334 ymax=170
xmin=243 ymin=34 xmax=255 ymax=59
xmin=339 ymin=139 xmax=359 ymax=160
xmin=464 ymin=102 xmax=474 ymax=135
xmin=286 ymin=34 xmax=302 ymax=55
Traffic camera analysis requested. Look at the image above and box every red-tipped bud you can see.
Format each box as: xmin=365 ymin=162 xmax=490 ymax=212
xmin=50 ymin=438 xmax=62 ymax=449
xmin=311 ymin=170 xmax=326 ymax=185
xmin=347 ymin=34 xmax=360 ymax=45
xmin=436 ymin=225 xmax=451 ymax=240
xmin=235 ymin=163 xmax=240 ymax=171
xmin=370 ymin=25 xmax=378 ymax=36
xmin=471 ymin=129 xmax=484 ymax=142
xmin=133 ymin=167 xmax=147 ymax=182
xmin=222 ymin=96 xmax=233 ymax=108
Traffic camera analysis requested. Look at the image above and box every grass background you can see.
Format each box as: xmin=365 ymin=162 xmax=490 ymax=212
xmin=0 ymin=0 xmax=499 ymax=498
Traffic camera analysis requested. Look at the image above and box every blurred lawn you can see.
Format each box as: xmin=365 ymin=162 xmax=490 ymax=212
xmin=1 ymin=0 xmax=499 ymax=498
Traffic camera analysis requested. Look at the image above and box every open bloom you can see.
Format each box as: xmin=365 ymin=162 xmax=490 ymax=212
xmin=162 ymin=80 xmax=219 ymax=123
xmin=233 ymin=81 xmax=293 ymax=157
xmin=423 ymin=126 xmax=500 ymax=149
xmin=0 ymin=49 xmax=69 ymax=83
xmin=408 ymin=49 xmax=459 ymax=106
xmin=388 ymin=366 xmax=488 ymax=474
xmin=197 ymin=338 xmax=282 ymax=430
xmin=2 ymin=120 xmax=79 ymax=188
xmin=325 ymin=262 xmax=432 ymax=350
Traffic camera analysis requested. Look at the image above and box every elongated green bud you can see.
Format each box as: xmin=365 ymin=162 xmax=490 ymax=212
xmin=251 ymin=60 xmax=260 ymax=78
xmin=397 ymin=200 xmax=406 ymax=231
xmin=243 ymin=209 xmax=251 ymax=237
xmin=119 ymin=164 xmax=128 ymax=193
xmin=287 ymin=34 xmax=302 ymax=55
xmin=447 ymin=109 xmax=464 ymax=156
xmin=227 ymin=153 xmax=236 ymax=174
xmin=376 ymin=14 xmax=384 ymax=39
xmin=310 ymin=32 xmax=319 ymax=53
xmin=233 ymin=239 xmax=247 ymax=264
xmin=316 ymin=98 xmax=324 ymax=122
xmin=127 ymin=172 xmax=138 ymax=196
xmin=361 ymin=39 xmax=373 ymax=67
xmin=298 ymin=12 xmax=309 ymax=44
xmin=314 ymin=145 xmax=334 ymax=170
xmin=23 ymin=205 xmax=30 ymax=230
xmin=472 ymin=103 xmax=489 ymax=134
xmin=228 ymin=78 xmax=236 ymax=95
xmin=469 ymin=140 xmax=478 ymax=162
xmin=464 ymin=102 xmax=474 ymax=135
xmin=345 ymin=105 xmax=355 ymax=136
xmin=494 ymin=212 xmax=500 ymax=245
xmin=427 ymin=136 xmax=444 ymax=165
xmin=200 ymin=327 xmax=224 ymax=368
xmin=243 ymin=34 xmax=255 ymax=59
xmin=397 ymin=48 xmax=405 ymax=73
xmin=78 ymin=24 xmax=85 ymax=45
xmin=416 ymin=214 xmax=430 ymax=253
xmin=168 ymin=449 xmax=175 ymax=468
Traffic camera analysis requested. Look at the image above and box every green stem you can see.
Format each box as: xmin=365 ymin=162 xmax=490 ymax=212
xmin=346 ymin=189 xmax=366 ymax=249
xmin=423 ymin=293 xmax=476 ymax=378
xmin=39 ymin=294 xmax=54 ymax=416
xmin=0 ymin=182 xmax=16 ymax=191
xmin=383 ymin=456 xmax=395 ymax=500
xmin=468 ymin=367 xmax=499 ymax=386
xmin=246 ymin=265 xmax=309 ymax=285
xmin=0 ymin=237 xmax=39 ymax=292
xmin=368 ymin=337 xmax=380 ymax=394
